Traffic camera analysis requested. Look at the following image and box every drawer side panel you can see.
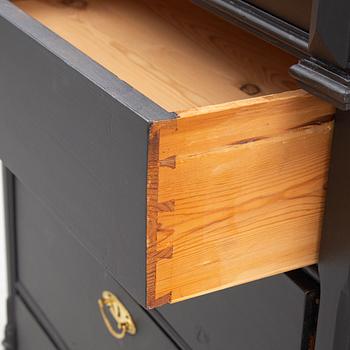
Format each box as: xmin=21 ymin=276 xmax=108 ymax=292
xmin=147 ymin=90 xmax=334 ymax=307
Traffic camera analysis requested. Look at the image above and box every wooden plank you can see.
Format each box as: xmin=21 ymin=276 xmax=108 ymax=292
xmin=13 ymin=0 xmax=298 ymax=112
xmin=146 ymin=90 xmax=335 ymax=307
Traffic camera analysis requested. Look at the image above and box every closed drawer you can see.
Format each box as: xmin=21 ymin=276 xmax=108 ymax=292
xmin=14 ymin=179 xmax=178 ymax=350
xmin=15 ymin=297 xmax=57 ymax=350
xmin=158 ymin=270 xmax=319 ymax=350
xmin=244 ymin=0 xmax=312 ymax=31
xmin=0 ymin=0 xmax=334 ymax=308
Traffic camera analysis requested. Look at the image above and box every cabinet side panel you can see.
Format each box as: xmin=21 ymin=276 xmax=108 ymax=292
xmin=316 ymin=110 xmax=350 ymax=350
xmin=0 ymin=8 xmax=152 ymax=304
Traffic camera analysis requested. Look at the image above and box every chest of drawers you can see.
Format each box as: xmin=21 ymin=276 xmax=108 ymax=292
xmin=1 ymin=0 xmax=348 ymax=349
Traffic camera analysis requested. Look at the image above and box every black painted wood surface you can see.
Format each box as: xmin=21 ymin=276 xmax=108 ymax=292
xmin=2 ymin=169 xmax=17 ymax=350
xmin=0 ymin=0 xmax=172 ymax=306
xmin=245 ymin=0 xmax=312 ymax=31
xmin=14 ymin=178 xmax=179 ymax=350
xmin=315 ymin=110 xmax=350 ymax=350
xmin=192 ymin=0 xmax=309 ymax=58
xmin=15 ymin=298 xmax=57 ymax=350
xmin=158 ymin=270 xmax=319 ymax=350
xmin=309 ymin=0 xmax=350 ymax=70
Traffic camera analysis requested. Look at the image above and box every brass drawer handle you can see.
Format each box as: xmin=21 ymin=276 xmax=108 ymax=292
xmin=98 ymin=291 xmax=136 ymax=340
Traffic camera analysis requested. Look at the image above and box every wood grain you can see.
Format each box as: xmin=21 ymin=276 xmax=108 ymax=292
xmin=147 ymin=90 xmax=335 ymax=307
xmin=13 ymin=0 xmax=298 ymax=112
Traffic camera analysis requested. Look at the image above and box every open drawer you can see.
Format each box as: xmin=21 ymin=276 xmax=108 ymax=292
xmin=2 ymin=0 xmax=334 ymax=308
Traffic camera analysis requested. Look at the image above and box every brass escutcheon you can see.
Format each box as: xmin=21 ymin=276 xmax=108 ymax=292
xmin=98 ymin=291 xmax=136 ymax=340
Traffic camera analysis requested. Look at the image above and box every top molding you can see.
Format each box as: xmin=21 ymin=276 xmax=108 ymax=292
xmin=193 ymin=0 xmax=350 ymax=110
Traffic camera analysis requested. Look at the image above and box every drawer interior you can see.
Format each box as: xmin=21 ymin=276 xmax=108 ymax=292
xmin=13 ymin=0 xmax=298 ymax=112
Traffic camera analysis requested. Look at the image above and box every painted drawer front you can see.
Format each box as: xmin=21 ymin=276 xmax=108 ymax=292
xmin=14 ymin=179 xmax=178 ymax=350
xmin=15 ymin=297 xmax=57 ymax=350
xmin=245 ymin=0 xmax=311 ymax=31
xmin=158 ymin=271 xmax=319 ymax=350
xmin=0 ymin=0 xmax=334 ymax=308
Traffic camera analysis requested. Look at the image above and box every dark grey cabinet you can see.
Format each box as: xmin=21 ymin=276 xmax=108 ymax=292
xmin=158 ymin=271 xmax=319 ymax=350
xmin=15 ymin=298 xmax=57 ymax=350
xmin=1 ymin=0 xmax=349 ymax=349
xmin=14 ymin=179 xmax=179 ymax=350
xmin=7 ymin=175 xmax=320 ymax=350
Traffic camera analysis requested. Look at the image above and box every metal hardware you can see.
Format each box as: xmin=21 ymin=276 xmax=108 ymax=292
xmin=98 ymin=291 xmax=136 ymax=340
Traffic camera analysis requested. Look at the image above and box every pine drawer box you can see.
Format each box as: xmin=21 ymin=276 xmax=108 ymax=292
xmin=0 ymin=0 xmax=334 ymax=308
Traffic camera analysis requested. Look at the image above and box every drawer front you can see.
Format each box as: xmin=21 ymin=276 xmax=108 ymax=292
xmin=0 ymin=0 xmax=169 ymax=306
xmin=0 ymin=0 xmax=334 ymax=309
xmin=244 ymin=0 xmax=311 ymax=31
xmin=158 ymin=271 xmax=319 ymax=350
xmin=15 ymin=297 xmax=57 ymax=350
xmin=14 ymin=179 xmax=178 ymax=350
